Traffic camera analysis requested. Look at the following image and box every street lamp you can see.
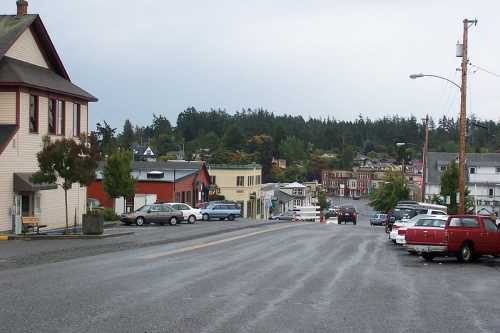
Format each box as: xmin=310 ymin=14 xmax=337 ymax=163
xmin=409 ymin=71 xmax=466 ymax=212
xmin=409 ymin=73 xmax=462 ymax=90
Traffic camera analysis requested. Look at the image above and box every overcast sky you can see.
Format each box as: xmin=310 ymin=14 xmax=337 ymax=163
xmin=2 ymin=1 xmax=498 ymax=131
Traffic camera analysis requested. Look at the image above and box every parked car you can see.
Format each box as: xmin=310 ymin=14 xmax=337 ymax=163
xmin=166 ymin=203 xmax=202 ymax=224
xmin=338 ymin=205 xmax=357 ymax=224
xmin=390 ymin=212 xmax=448 ymax=243
xmin=325 ymin=208 xmax=337 ymax=219
xmin=406 ymin=216 xmax=449 ymax=255
xmin=352 ymin=195 xmax=361 ymax=200
xmin=407 ymin=215 xmax=500 ymax=262
xmin=370 ymin=213 xmax=387 ymax=226
xmin=394 ymin=214 xmax=448 ymax=245
xmin=386 ymin=205 xmax=447 ymax=232
xmin=120 ymin=204 xmax=184 ymax=226
xmin=270 ymin=211 xmax=295 ymax=221
xmin=201 ymin=203 xmax=242 ymax=221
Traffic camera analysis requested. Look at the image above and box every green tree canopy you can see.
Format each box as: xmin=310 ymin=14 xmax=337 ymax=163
xmin=32 ymin=136 xmax=97 ymax=231
xmin=369 ymin=172 xmax=409 ymax=213
xmin=119 ymin=119 xmax=135 ymax=150
xmin=103 ymin=150 xmax=136 ymax=211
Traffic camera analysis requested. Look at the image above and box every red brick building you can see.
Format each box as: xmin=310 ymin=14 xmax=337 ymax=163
xmin=88 ymin=161 xmax=210 ymax=210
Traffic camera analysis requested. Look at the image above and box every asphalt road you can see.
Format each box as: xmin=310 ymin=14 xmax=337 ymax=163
xmin=2 ymin=199 xmax=500 ymax=332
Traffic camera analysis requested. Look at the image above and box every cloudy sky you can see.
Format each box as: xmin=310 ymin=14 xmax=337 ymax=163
xmin=2 ymin=1 xmax=498 ymax=130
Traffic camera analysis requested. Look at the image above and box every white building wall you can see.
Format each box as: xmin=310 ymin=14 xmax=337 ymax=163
xmin=0 ymin=91 xmax=89 ymax=232
xmin=5 ymin=28 xmax=49 ymax=68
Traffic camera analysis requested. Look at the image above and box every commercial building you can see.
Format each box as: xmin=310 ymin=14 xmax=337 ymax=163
xmin=207 ymin=164 xmax=262 ymax=219
xmin=0 ymin=2 xmax=97 ymax=232
xmin=87 ymin=161 xmax=210 ymax=214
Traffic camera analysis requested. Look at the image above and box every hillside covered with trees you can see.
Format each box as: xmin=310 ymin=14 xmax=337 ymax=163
xmin=92 ymin=107 xmax=500 ymax=182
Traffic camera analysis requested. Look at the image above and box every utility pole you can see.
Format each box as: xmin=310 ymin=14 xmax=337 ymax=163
xmin=457 ymin=18 xmax=477 ymax=214
xmin=421 ymin=115 xmax=429 ymax=202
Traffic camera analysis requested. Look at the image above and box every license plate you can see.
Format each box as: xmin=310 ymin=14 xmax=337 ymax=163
xmin=414 ymin=245 xmax=432 ymax=253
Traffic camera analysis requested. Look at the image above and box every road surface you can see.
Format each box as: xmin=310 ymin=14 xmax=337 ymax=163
xmin=1 ymin=200 xmax=500 ymax=332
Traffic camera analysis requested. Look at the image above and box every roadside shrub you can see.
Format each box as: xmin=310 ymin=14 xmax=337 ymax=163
xmin=100 ymin=208 xmax=119 ymax=221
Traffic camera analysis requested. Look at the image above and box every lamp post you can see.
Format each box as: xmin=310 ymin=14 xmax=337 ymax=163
xmin=409 ymin=18 xmax=477 ymax=214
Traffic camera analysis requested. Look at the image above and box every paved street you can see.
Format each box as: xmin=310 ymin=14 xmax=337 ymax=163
xmin=2 ymin=200 xmax=500 ymax=332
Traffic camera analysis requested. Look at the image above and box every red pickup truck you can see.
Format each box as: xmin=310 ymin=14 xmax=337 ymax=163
xmin=406 ymin=215 xmax=500 ymax=262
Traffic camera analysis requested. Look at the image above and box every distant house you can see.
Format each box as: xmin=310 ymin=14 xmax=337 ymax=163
xmin=87 ymin=160 xmax=210 ymax=214
xmin=425 ymin=152 xmax=500 ymax=215
xmin=0 ymin=1 xmax=97 ymax=232
xmin=272 ymin=157 xmax=287 ymax=169
xmin=132 ymin=144 xmax=156 ymax=161
xmin=261 ymin=182 xmax=313 ymax=215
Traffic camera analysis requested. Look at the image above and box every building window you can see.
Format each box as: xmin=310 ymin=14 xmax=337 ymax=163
xmin=73 ymin=103 xmax=81 ymax=137
xmin=489 ymin=188 xmax=494 ymax=198
xmin=292 ymin=188 xmax=304 ymax=196
xmin=236 ymin=176 xmax=245 ymax=187
xmin=186 ymin=191 xmax=191 ymax=204
xmin=248 ymin=176 xmax=254 ymax=186
xmin=439 ymin=165 xmax=446 ymax=171
xmin=469 ymin=167 xmax=476 ymax=174
xmin=209 ymin=176 xmax=216 ymax=185
xmin=58 ymin=100 xmax=65 ymax=135
xmin=496 ymin=167 xmax=500 ymax=173
xmin=29 ymin=95 xmax=38 ymax=133
xmin=256 ymin=175 xmax=261 ymax=185
xmin=175 ymin=192 xmax=181 ymax=202
xmin=48 ymin=98 xmax=57 ymax=135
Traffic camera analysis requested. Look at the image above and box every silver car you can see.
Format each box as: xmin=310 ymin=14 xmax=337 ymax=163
xmin=120 ymin=204 xmax=184 ymax=226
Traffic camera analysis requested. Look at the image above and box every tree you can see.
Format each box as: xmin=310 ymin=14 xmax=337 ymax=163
xmin=369 ymin=172 xmax=409 ymax=213
xmin=102 ymin=150 xmax=136 ymax=212
xmin=338 ymin=145 xmax=355 ymax=169
xmin=32 ymin=136 xmax=97 ymax=232
xmin=93 ymin=121 xmax=117 ymax=158
xmin=318 ymin=192 xmax=329 ymax=211
xmin=439 ymin=162 xmax=474 ymax=214
xmin=120 ymin=119 xmax=135 ymax=150
xmin=279 ymin=136 xmax=307 ymax=164
xmin=222 ymin=124 xmax=245 ymax=150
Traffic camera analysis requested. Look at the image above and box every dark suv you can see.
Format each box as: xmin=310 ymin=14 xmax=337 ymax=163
xmin=338 ymin=205 xmax=357 ymax=225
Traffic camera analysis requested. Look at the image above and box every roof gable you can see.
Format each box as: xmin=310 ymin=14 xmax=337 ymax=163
xmin=0 ymin=15 xmax=69 ymax=80
xmin=6 ymin=26 xmax=49 ymax=68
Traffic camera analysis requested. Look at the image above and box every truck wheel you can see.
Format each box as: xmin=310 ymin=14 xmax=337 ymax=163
xmin=457 ymin=243 xmax=474 ymax=263
xmin=422 ymin=253 xmax=435 ymax=262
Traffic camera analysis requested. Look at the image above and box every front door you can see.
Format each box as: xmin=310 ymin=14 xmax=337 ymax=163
xmin=21 ymin=194 xmax=32 ymax=216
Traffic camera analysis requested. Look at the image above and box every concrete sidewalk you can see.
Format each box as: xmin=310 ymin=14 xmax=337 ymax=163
xmin=0 ymin=219 xmax=280 ymax=270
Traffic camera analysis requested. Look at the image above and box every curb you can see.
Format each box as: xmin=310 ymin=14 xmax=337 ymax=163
xmin=3 ymin=231 xmax=134 ymax=240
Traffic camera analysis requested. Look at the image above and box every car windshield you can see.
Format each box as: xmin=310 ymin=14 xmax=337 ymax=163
xmin=341 ymin=206 xmax=355 ymax=213
xmin=136 ymin=205 xmax=151 ymax=212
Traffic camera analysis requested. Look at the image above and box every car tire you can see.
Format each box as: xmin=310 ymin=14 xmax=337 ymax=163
xmin=188 ymin=215 xmax=196 ymax=224
xmin=457 ymin=243 xmax=474 ymax=263
xmin=203 ymin=213 xmax=210 ymax=221
xmin=422 ymin=253 xmax=435 ymax=262
xmin=169 ymin=217 xmax=178 ymax=226
xmin=136 ymin=217 xmax=145 ymax=226
xmin=228 ymin=214 xmax=235 ymax=221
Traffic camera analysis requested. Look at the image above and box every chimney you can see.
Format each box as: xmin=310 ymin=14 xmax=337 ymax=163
xmin=16 ymin=0 xmax=28 ymax=16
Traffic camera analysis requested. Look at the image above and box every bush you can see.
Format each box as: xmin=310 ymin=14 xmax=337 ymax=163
xmin=100 ymin=208 xmax=119 ymax=221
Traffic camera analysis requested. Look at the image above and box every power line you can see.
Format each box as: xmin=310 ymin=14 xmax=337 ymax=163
xmin=470 ymin=63 xmax=500 ymax=78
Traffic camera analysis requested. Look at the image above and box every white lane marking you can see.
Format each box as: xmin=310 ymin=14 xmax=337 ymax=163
xmin=141 ymin=224 xmax=297 ymax=260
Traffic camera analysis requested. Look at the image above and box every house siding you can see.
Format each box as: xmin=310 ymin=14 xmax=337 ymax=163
xmin=0 ymin=92 xmax=16 ymax=124
xmin=5 ymin=28 xmax=49 ymax=69
xmin=0 ymin=91 xmax=89 ymax=232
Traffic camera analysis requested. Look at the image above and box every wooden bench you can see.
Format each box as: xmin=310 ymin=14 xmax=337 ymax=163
xmin=22 ymin=216 xmax=47 ymax=234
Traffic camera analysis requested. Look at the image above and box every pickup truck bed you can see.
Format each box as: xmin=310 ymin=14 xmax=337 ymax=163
xmin=407 ymin=215 xmax=500 ymax=262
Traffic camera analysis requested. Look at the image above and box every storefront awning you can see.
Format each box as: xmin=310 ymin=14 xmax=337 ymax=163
xmin=13 ymin=173 xmax=57 ymax=192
